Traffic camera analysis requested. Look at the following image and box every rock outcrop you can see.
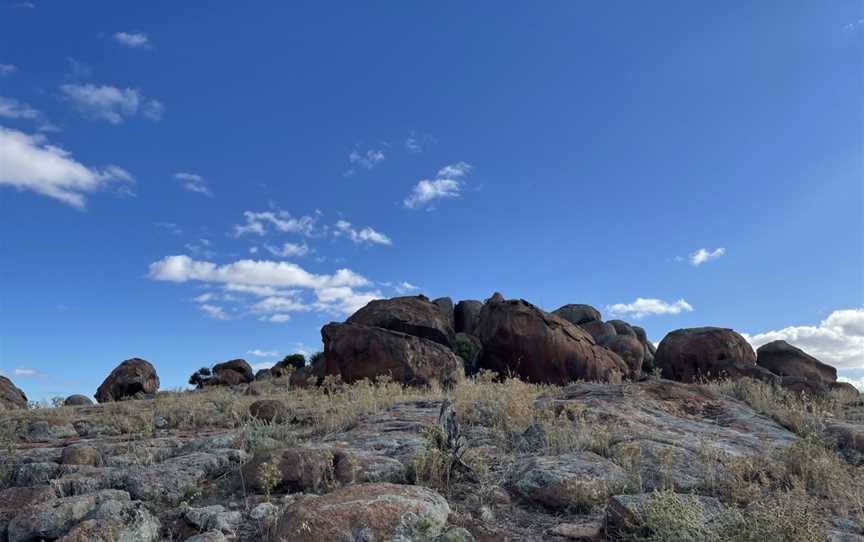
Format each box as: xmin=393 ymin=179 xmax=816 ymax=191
xmin=347 ymin=295 xmax=455 ymax=348
xmin=272 ymin=483 xmax=450 ymax=542
xmin=475 ymin=296 xmax=630 ymax=383
xmin=454 ymin=299 xmax=483 ymax=335
xmin=94 ymin=358 xmax=159 ymax=403
xmin=63 ymin=394 xmax=93 ymax=406
xmin=756 ymin=340 xmax=837 ymax=385
xmin=654 ymin=327 xmax=757 ymax=382
xmin=552 ymin=304 xmax=602 ymax=326
xmin=208 ymin=359 xmax=254 ymax=386
xmin=321 ymin=323 xmax=464 ymax=387
xmin=0 ymin=376 xmax=27 ymax=410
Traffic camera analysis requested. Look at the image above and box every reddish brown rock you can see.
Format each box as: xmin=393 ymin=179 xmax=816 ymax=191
xmin=272 ymin=483 xmax=450 ymax=542
xmin=552 ymin=304 xmax=602 ymax=326
xmin=0 ymin=375 xmax=27 ymax=410
xmin=654 ymin=327 xmax=756 ymax=383
xmin=209 ymin=359 xmax=254 ymax=386
xmin=475 ymin=296 xmax=629 ymax=384
xmin=62 ymin=444 xmax=103 ymax=466
xmin=579 ymin=320 xmax=617 ymax=341
xmin=347 ymin=295 xmax=455 ymax=348
xmin=94 ymin=358 xmax=159 ymax=403
xmin=756 ymin=340 xmax=837 ymax=385
xmin=63 ymin=394 xmax=92 ymax=406
xmin=321 ymin=323 xmax=464 ymax=387
xmin=597 ymin=334 xmax=644 ymax=378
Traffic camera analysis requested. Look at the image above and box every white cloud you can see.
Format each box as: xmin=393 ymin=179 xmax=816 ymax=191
xmin=12 ymin=2 xmax=35 ymax=8
xmin=0 ymin=96 xmax=40 ymax=119
xmin=12 ymin=368 xmax=37 ymax=377
xmin=404 ymin=162 xmax=473 ymax=209
xmin=149 ymin=255 xmax=380 ymax=317
xmin=348 ymin=148 xmax=385 ymax=170
xmin=334 ymin=220 xmax=392 ymax=246
xmin=199 ymin=304 xmax=228 ymax=320
xmin=266 ymin=242 xmax=310 ymax=258
xmin=233 ymin=209 xmax=321 ymax=237
xmin=606 ymin=297 xmax=694 ymax=319
xmin=247 ymin=349 xmax=278 ymax=357
xmin=113 ymin=31 xmax=150 ymax=49
xmin=0 ymin=126 xmax=132 ymax=208
xmin=261 ymin=314 xmax=291 ymax=323
xmin=743 ymin=308 xmax=864 ymax=369
xmin=60 ymin=83 xmax=163 ymax=124
xmin=394 ymin=281 xmax=419 ymax=294
xmin=174 ymin=172 xmax=212 ymax=197
xmin=0 ymin=64 xmax=18 ymax=76
xmin=689 ymin=247 xmax=725 ymax=267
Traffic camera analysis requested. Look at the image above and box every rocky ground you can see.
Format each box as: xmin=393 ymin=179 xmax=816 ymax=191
xmin=1 ymin=374 xmax=863 ymax=541
xmin=2 ymin=293 xmax=863 ymax=541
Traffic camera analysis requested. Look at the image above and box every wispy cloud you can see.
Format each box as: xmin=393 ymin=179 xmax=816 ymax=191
xmin=404 ymin=162 xmax=472 ymax=210
xmin=606 ymin=297 xmax=694 ymax=319
xmin=394 ymin=281 xmax=419 ymax=294
xmin=233 ymin=209 xmax=322 ymax=237
xmin=345 ymin=148 xmax=385 ymax=176
xmin=247 ymin=349 xmax=279 ymax=357
xmin=334 ymin=220 xmax=392 ymax=246
xmin=199 ymin=303 xmax=228 ymax=320
xmin=113 ymin=31 xmax=151 ymax=49
xmin=0 ymin=96 xmax=40 ymax=119
xmin=687 ymin=247 xmax=725 ymax=267
xmin=0 ymin=126 xmax=133 ymax=208
xmin=61 ymin=83 xmax=164 ymax=124
xmin=0 ymin=64 xmax=17 ymax=76
xmin=265 ymin=242 xmax=310 ymax=258
xmin=174 ymin=172 xmax=213 ymax=197
xmin=743 ymin=308 xmax=864 ymax=369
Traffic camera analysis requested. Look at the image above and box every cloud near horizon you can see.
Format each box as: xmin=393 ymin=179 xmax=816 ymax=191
xmin=606 ymin=297 xmax=694 ymax=319
xmin=743 ymin=308 xmax=864 ymax=369
xmin=0 ymin=126 xmax=132 ymax=208
xmin=148 ymin=254 xmax=382 ymax=318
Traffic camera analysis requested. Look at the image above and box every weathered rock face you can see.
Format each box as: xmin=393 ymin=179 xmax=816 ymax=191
xmin=475 ymin=296 xmax=629 ymax=384
xmin=454 ymin=300 xmax=483 ymax=335
xmin=508 ymin=452 xmax=628 ymax=510
xmin=580 ymin=320 xmax=617 ymax=341
xmin=552 ymin=304 xmax=602 ymax=326
xmin=209 ymin=359 xmax=253 ymax=386
xmin=654 ymin=327 xmax=757 ymax=382
xmin=0 ymin=376 xmax=27 ymax=410
xmin=94 ymin=358 xmax=159 ymax=403
xmin=272 ymin=483 xmax=450 ymax=542
xmin=347 ymin=295 xmax=456 ymax=349
xmin=321 ymin=323 xmax=464 ymax=387
xmin=63 ymin=395 xmax=92 ymax=407
xmin=756 ymin=340 xmax=837 ymax=385
xmin=597 ymin=334 xmax=644 ymax=378
xmin=433 ymin=296 xmax=455 ymax=329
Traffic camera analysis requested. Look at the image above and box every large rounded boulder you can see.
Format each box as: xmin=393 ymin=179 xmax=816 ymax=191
xmin=95 ymin=358 xmax=159 ymax=403
xmin=0 ymin=375 xmax=28 ymax=410
xmin=597 ymin=334 xmax=645 ymax=377
xmin=756 ymin=340 xmax=837 ymax=385
xmin=475 ymin=296 xmax=629 ymax=384
xmin=320 ymin=323 xmax=464 ymax=387
xmin=552 ymin=304 xmax=602 ymax=326
xmin=347 ymin=295 xmax=455 ymax=349
xmin=654 ymin=327 xmax=757 ymax=382
xmin=209 ymin=359 xmax=254 ymax=386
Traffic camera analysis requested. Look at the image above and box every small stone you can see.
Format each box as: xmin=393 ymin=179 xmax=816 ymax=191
xmin=435 ymin=527 xmax=476 ymax=542
xmin=249 ymin=502 xmax=278 ymax=521
xmin=61 ymin=445 xmax=103 ymax=467
xmin=548 ymin=521 xmax=603 ymax=541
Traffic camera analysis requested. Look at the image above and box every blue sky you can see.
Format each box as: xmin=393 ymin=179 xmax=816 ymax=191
xmin=1 ymin=1 xmax=862 ymax=401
